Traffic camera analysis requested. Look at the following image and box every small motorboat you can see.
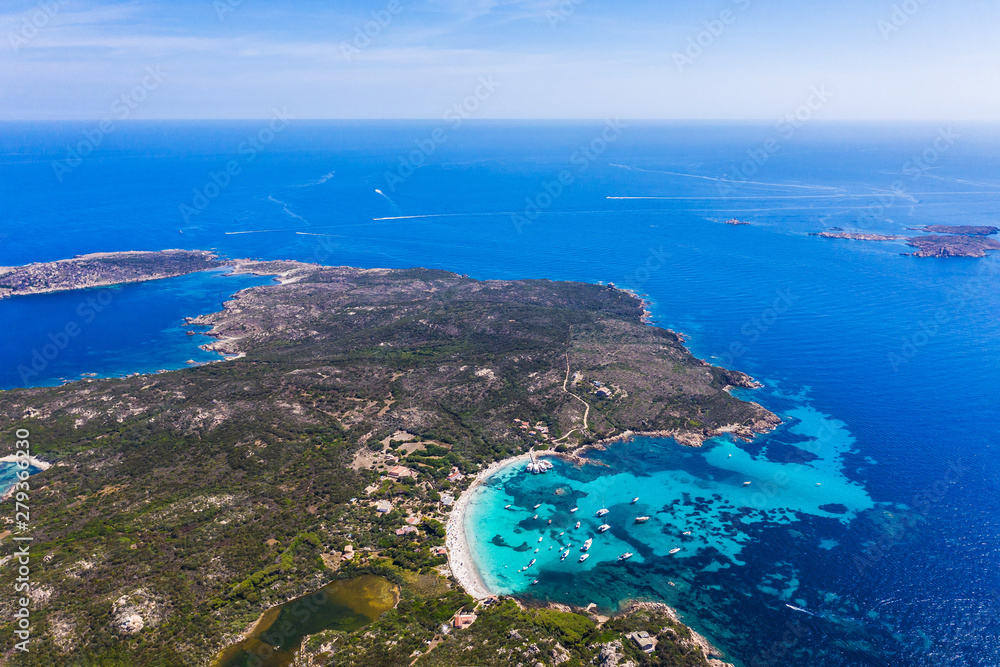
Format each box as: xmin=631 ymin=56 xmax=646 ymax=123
xmin=631 ymin=497 xmax=639 ymax=504
xmin=579 ymin=553 xmax=590 ymax=563
xmin=534 ymin=503 xmax=542 ymax=509
xmin=570 ymin=507 xmax=579 ymax=513
xmin=528 ymin=559 xmax=536 ymax=566
xmin=574 ymin=521 xmax=581 ymax=529
xmin=531 ymin=580 xmax=538 ymax=585
xmin=682 ymin=531 xmax=691 ymax=536
xmin=618 ymin=552 xmax=633 ymax=561
xmin=742 ymin=481 xmax=752 ymax=487
xmin=559 ymin=532 xmax=565 ymax=536
xmin=582 ymin=538 xmax=593 ymax=551
xmin=596 ymin=508 xmax=610 ymax=517
xmin=532 ymin=514 xmax=538 ymax=520
xmin=635 ymin=516 xmax=650 ymax=523
xmin=538 ymin=536 xmax=544 ymax=542
xmin=534 ymin=548 xmax=539 ymax=553
xmin=505 ymin=504 xmax=512 ymax=509
xmin=548 ymin=519 xmax=552 ymax=524
xmin=598 ymin=524 xmax=611 ymax=533
xmin=669 ymin=547 xmax=682 ymax=554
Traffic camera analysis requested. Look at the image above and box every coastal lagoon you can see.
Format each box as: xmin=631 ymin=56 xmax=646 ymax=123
xmin=213 ymin=575 xmax=399 ymax=667
xmin=3 ymin=122 xmax=999 ymax=665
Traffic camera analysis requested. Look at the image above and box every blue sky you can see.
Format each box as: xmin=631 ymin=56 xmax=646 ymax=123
xmin=1 ymin=0 xmax=998 ymax=120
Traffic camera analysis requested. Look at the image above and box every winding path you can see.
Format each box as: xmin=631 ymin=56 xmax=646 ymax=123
xmin=552 ymin=352 xmax=591 ymax=443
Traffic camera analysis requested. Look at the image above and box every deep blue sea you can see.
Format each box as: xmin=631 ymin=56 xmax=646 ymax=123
xmin=1 ymin=121 xmax=999 ymax=666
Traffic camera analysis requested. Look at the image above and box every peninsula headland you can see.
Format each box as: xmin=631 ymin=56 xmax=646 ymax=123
xmin=0 ymin=251 xmax=767 ymax=666
xmin=0 ymin=249 xmax=223 ymax=299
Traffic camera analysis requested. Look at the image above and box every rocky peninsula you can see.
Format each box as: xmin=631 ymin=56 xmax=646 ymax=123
xmin=810 ymin=225 xmax=1000 ymax=257
xmin=810 ymin=231 xmax=903 ymax=241
xmin=904 ymin=234 xmax=1000 ymax=258
xmin=0 ymin=255 xmax=773 ymax=666
xmin=907 ymin=225 xmax=999 ymax=236
xmin=0 ymin=249 xmax=223 ymax=299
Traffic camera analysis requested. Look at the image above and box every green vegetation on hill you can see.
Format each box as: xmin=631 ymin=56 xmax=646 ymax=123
xmin=0 ymin=262 xmax=756 ymax=666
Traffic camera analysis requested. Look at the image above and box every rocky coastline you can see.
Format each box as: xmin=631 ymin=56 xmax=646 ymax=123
xmin=0 ymin=249 xmax=223 ymax=299
xmin=810 ymin=231 xmax=903 ymax=241
xmin=810 ymin=225 xmax=1000 ymax=257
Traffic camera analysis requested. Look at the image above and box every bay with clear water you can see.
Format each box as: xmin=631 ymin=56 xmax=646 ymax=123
xmin=1 ymin=121 xmax=999 ymax=665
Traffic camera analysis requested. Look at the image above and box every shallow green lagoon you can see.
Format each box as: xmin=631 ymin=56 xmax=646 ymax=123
xmin=214 ymin=575 xmax=399 ymax=667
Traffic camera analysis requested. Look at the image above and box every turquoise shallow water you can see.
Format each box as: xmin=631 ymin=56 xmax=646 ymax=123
xmin=2 ymin=121 xmax=999 ymax=665
xmin=466 ymin=405 xmax=874 ymax=598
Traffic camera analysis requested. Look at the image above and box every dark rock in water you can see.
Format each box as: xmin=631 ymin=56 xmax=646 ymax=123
xmin=819 ymin=503 xmax=849 ymax=515
xmin=765 ymin=442 xmax=819 ymax=464
xmin=513 ymin=542 xmax=532 ymax=552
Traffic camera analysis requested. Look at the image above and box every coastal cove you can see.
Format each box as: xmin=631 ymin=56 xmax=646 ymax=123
xmin=0 ymin=267 xmax=275 ymax=390
xmin=450 ymin=398 xmax=878 ymax=665
xmin=2 ymin=123 xmax=999 ymax=665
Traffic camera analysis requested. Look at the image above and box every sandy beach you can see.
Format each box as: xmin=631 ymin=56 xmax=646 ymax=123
xmin=445 ymin=452 xmax=540 ymax=600
xmin=0 ymin=454 xmax=52 ymax=471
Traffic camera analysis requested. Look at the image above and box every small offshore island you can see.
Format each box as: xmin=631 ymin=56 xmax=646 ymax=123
xmin=0 ymin=250 xmax=779 ymax=666
xmin=810 ymin=224 xmax=1000 ymax=257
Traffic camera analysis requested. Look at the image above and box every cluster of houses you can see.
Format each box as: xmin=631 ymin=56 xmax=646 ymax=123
xmin=513 ymin=419 xmax=551 ymax=441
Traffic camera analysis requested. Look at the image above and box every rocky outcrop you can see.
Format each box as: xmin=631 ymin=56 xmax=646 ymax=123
xmin=905 ymin=235 xmax=1000 ymax=258
xmin=594 ymin=640 xmax=637 ymax=667
xmin=110 ymin=589 xmax=166 ymax=636
xmin=621 ymin=601 xmax=736 ymax=667
xmin=908 ymin=225 xmax=998 ymax=236
xmin=810 ymin=232 xmax=902 ymax=241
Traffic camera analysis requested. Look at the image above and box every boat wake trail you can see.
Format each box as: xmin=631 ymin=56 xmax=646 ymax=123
xmin=786 ymin=604 xmax=820 ymax=617
xmin=267 ymin=195 xmax=309 ymax=223
xmin=609 ymin=163 xmax=840 ymax=192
